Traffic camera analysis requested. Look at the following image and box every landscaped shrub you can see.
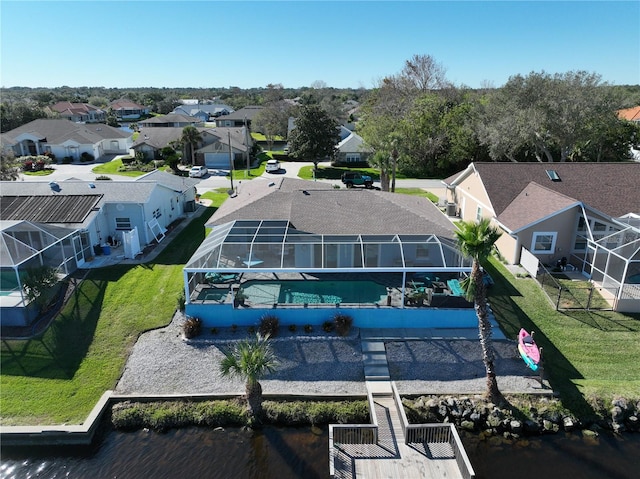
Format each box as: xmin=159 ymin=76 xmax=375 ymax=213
xmin=259 ymin=314 xmax=280 ymax=337
xmin=183 ymin=316 xmax=202 ymax=339
xmin=288 ymin=324 xmax=297 ymax=333
xmin=322 ymin=320 xmax=335 ymax=333
xmin=177 ymin=290 xmax=186 ymax=311
xmin=80 ymin=152 xmax=95 ymax=162
xmin=62 ymin=156 xmax=73 ymax=164
xmin=333 ymin=313 xmax=353 ymax=336
xmin=95 ymin=175 xmax=112 ymax=181
xmin=304 ymin=324 xmax=313 ymax=333
xmin=263 ymin=400 xmax=369 ymax=426
xmin=120 ymin=155 xmax=135 ymax=165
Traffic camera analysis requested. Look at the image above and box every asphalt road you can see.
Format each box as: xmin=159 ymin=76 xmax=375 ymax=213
xmin=22 ymin=159 xmax=447 ymax=197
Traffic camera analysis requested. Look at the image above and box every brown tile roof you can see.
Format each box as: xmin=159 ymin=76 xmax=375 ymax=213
xmin=208 ymin=177 xmax=455 ymax=237
xmin=617 ymin=106 xmax=640 ymax=122
xmin=468 ymin=162 xmax=640 ymax=219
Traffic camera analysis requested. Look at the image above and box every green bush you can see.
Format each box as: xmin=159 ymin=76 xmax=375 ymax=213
xmin=322 ymin=320 xmax=335 ymax=333
xmin=263 ymin=400 xmax=369 ymax=425
xmin=304 ymin=324 xmax=313 ymax=333
xmin=288 ymin=324 xmax=297 ymax=332
xmin=259 ymin=314 xmax=280 ymax=337
xmin=333 ymin=313 xmax=353 ymax=336
xmin=177 ymin=290 xmax=186 ymax=311
xmin=95 ymin=175 xmax=112 ymax=181
xmin=80 ymin=152 xmax=95 ymax=162
xmin=183 ymin=317 xmax=202 ymax=338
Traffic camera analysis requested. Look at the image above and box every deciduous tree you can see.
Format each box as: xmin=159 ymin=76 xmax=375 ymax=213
xmin=288 ymin=105 xmax=339 ymax=171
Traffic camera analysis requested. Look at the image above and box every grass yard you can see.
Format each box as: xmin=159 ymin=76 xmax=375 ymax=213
xmin=486 ymin=257 xmax=640 ymax=417
xmin=0 ymin=191 xmax=224 ymax=426
xmin=91 ymin=159 xmax=146 ymax=177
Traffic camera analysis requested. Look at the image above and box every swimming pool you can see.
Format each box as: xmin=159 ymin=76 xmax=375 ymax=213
xmin=241 ymin=280 xmax=387 ymax=305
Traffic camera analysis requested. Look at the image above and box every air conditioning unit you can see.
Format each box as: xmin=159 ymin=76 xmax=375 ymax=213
xmin=446 ymin=202 xmax=457 ymax=217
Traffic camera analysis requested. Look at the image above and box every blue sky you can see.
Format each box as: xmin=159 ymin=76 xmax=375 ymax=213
xmin=1 ymin=1 xmax=638 ymax=89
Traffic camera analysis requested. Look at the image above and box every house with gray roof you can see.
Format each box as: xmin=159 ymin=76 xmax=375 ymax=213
xmin=109 ymin=99 xmax=149 ymax=120
xmin=215 ymin=106 xmax=264 ymax=127
xmin=333 ymin=131 xmax=373 ymax=166
xmin=139 ymin=114 xmax=202 ymax=128
xmin=0 ymin=172 xmax=199 ymax=326
xmin=172 ymin=103 xmax=233 ymax=121
xmin=443 ymin=162 xmax=640 ymax=312
xmin=0 ymin=119 xmax=132 ymax=162
xmin=183 ymin=177 xmax=476 ymax=327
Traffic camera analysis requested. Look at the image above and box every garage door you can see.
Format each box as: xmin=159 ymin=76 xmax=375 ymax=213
xmin=204 ymin=153 xmax=230 ymax=169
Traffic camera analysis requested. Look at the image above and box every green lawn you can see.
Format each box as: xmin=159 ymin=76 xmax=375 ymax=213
xmin=91 ymin=159 xmax=147 ymax=177
xmin=0 ymin=191 xmax=225 ymax=426
xmin=486 ymin=257 xmax=640 ymax=416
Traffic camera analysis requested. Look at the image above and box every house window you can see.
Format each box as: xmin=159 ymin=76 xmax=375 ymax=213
xmin=153 ymin=208 xmax=161 ymax=219
xmin=345 ymin=153 xmax=360 ymax=163
xmin=531 ymin=232 xmax=557 ymax=253
xmin=476 ymin=206 xmax=482 ymax=222
xmin=115 ymin=217 xmax=132 ymax=230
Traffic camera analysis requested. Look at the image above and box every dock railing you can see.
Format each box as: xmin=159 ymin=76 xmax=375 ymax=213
xmin=328 ymin=391 xmax=378 ymax=478
xmin=391 ymin=382 xmax=476 ymax=479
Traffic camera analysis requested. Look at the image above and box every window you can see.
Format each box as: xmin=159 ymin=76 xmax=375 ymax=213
xmin=153 ymin=208 xmax=161 ymax=219
xmin=476 ymin=206 xmax=482 ymax=222
xmin=115 ymin=217 xmax=132 ymax=230
xmin=345 ymin=153 xmax=360 ymax=163
xmin=531 ymin=232 xmax=556 ymax=253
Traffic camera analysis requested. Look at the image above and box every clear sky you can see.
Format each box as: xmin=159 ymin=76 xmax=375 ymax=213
xmin=1 ymin=1 xmax=638 ymax=89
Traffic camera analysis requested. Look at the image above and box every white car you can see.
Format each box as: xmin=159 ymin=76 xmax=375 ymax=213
xmin=265 ymin=159 xmax=281 ymax=173
xmin=189 ymin=166 xmax=208 ymax=178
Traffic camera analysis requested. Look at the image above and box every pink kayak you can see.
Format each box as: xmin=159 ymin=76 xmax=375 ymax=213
xmin=518 ymin=328 xmax=540 ymax=371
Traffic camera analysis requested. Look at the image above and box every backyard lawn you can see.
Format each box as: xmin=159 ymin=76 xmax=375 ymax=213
xmin=486 ymin=258 xmax=640 ymax=416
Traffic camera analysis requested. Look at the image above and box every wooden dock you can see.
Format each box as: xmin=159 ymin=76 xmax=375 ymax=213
xmin=329 ymin=384 xmax=475 ymax=479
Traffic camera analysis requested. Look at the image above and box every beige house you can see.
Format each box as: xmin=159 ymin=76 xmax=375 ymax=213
xmin=443 ymin=162 xmax=640 ymax=312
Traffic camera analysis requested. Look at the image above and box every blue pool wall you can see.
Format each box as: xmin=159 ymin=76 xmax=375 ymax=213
xmin=185 ymin=303 xmax=479 ymax=329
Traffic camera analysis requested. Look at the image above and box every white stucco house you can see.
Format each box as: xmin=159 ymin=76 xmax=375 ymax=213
xmin=0 ymin=119 xmax=132 ymax=162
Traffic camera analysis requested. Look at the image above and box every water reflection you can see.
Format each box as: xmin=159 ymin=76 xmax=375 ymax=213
xmin=1 ymin=426 xmax=639 ymax=479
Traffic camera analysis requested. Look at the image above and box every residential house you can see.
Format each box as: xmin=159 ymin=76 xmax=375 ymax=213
xmin=131 ymin=126 xmax=250 ymax=169
xmin=172 ymin=103 xmax=233 ymax=121
xmin=617 ymin=106 xmax=640 ymax=124
xmin=109 ymin=99 xmax=149 ymax=120
xmin=0 ymin=171 xmax=199 ymax=326
xmin=442 ymin=162 xmax=640 ymax=312
xmin=139 ymin=114 xmax=203 ymax=128
xmin=333 ymin=131 xmax=373 ymax=166
xmin=49 ymin=101 xmax=106 ymax=123
xmin=215 ymin=106 xmax=263 ymax=127
xmin=0 ymin=119 xmax=132 ymax=161
xmin=183 ymin=177 xmax=476 ymax=327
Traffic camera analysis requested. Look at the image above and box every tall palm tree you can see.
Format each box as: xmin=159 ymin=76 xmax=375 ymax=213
xmin=219 ymin=333 xmax=278 ymax=421
xmin=455 ymin=218 xmax=503 ymax=403
xmin=180 ymin=126 xmax=202 ymax=166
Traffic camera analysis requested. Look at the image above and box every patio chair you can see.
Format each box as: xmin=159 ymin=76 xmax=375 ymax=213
xmin=205 ymin=272 xmax=238 ymax=284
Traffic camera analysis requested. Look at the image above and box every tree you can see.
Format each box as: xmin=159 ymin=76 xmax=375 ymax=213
xmin=219 ymin=333 xmax=278 ymax=422
xmin=477 ymin=71 xmax=628 ymax=163
xmin=0 ymin=147 xmax=20 ymax=181
xmin=455 ymin=218 xmax=503 ymax=404
xmin=22 ymin=265 xmax=59 ymax=313
xmin=287 ymin=104 xmax=340 ymax=172
xmin=180 ymin=126 xmax=203 ymax=166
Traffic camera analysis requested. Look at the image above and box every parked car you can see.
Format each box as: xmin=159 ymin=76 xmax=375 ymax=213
xmin=341 ymin=171 xmax=373 ymax=188
xmin=189 ymin=166 xmax=208 ymax=178
xmin=265 ymin=159 xmax=281 ymax=173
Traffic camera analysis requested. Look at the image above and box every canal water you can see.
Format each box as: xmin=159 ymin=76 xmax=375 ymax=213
xmin=1 ymin=426 xmax=639 ymax=478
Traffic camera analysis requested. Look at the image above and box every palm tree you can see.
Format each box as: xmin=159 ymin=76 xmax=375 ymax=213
xmin=219 ymin=333 xmax=278 ymax=421
xmin=455 ymin=218 xmax=503 ymax=404
xmin=180 ymin=126 xmax=202 ymax=166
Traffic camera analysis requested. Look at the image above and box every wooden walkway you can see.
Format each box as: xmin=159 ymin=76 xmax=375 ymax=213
xmin=331 ymin=395 xmax=465 ymax=478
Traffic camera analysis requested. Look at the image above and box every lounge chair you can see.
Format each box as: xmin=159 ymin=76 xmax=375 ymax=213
xmin=205 ymin=272 xmax=238 ymax=284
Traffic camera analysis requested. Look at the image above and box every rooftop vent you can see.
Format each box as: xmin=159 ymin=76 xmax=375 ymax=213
xmin=546 ymin=169 xmax=561 ymax=181
xmin=88 ymin=183 xmax=96 ymax=189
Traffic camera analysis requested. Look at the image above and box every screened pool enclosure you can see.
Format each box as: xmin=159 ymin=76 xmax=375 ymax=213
xmin=183 ymin=220 xmax=473 ymax=307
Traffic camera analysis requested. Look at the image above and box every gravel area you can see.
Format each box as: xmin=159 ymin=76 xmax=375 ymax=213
xmin=115 ymin=312 xmax=549 ymax=397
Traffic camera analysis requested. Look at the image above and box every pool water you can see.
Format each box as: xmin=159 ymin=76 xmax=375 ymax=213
xmin=241 ymin=280 xmax=387 ymax=305
xmin=195 ymin=288 xmax=228 ymax=302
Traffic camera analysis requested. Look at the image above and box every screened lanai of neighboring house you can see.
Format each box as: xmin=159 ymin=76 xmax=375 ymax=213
xmin=183 ymin=219 xmax=472 ymax=305
xmin=0 ymin=220 xmax=78 ymax=312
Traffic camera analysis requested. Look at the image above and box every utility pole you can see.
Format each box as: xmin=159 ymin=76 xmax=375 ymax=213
xmin=244 ymin=116 xmax=250 ymax=177
xmin=228 ymin=131 xmax=234 ymax=192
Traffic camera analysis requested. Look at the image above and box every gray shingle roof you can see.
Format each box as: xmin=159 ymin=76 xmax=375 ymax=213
xmin=0 ymin=195 xmax=101 ymax=223
xmin=1 ymin=119 xmax=131 ymax=146
xmin=136 ymin=170 xmax=199 ymax=192
xmin=208 ymin=177 xmax=455 ymax=237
